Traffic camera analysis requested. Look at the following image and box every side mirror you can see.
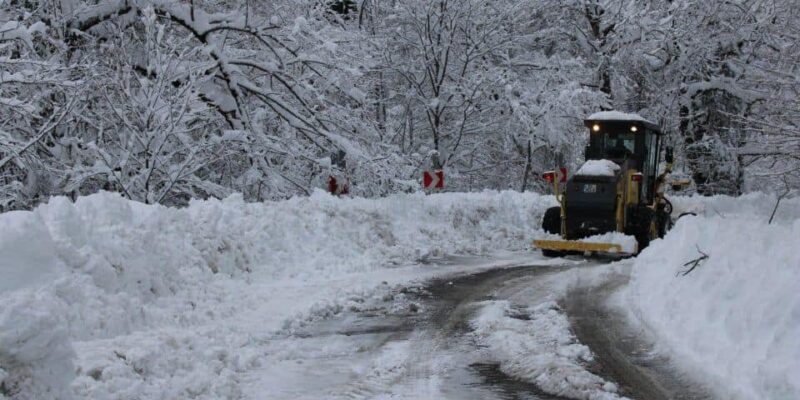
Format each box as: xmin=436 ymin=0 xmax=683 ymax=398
xmin=665 ymin=147 xmax=674 ymax=164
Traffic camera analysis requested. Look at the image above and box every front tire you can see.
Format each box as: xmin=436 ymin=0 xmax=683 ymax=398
xmin=542 ymin=207 xmax=561 ymax=234
xmin=628 ymin=206 xmax=656 ymax=252
xmin=541 ymin=207 xmax=565 ymax=257
xmin=541 ymin=249 xmax=564 ymax=258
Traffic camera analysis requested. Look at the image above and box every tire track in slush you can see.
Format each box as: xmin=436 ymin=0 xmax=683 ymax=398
xmin=289 ymin=263 xmax=715 ymax=400
xmin=561 ymin=279 xmax=715 ymax=400
xmin=417 ymin=264 xmax=715 ymax=400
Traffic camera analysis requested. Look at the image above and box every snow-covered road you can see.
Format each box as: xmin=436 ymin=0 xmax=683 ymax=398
xmin=242 ymin=258 xmax=713 ymax=400
xmin=564 ymin=273 xmax=714 ymax=400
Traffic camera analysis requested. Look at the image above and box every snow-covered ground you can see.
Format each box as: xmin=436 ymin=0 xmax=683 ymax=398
xmin=1 ymin=189 xmax=798 ymax=399
xmin=0 ymin=190 xmax=555 ymax=399
xmin=623 ymin=193 xmax=800 ymax=400
xmin=471 ymin=296 xmax=625 ymax=399
xmin=469 ymin=261 xmax=644 ymax=400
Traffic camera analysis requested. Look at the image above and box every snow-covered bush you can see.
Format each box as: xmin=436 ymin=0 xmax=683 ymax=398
xmin=3 ymin=0 xmax=798 ymax=207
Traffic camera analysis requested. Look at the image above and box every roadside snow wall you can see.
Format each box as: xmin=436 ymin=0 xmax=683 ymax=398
xmin=0 ymin=190 xmax=553 ymax=399
xmin=625 ymin=194 xmax=800 ymax=400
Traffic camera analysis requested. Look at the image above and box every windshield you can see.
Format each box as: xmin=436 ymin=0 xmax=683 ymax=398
xmin=599 ymin=132 xmax=635 ymax=159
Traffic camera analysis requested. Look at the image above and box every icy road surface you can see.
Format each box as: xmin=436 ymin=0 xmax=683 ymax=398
xmin=241 ymin=258 xmax=714 ymax=400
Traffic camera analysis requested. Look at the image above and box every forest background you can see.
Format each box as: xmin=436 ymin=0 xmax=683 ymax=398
xmin=1 ymin=0 xmax=798 ymax=210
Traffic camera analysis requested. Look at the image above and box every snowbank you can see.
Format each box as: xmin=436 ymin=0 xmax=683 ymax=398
xmin=0 ymin=211 xmax=65 ymax=293
xmin=0 ymin=190 xmax=553 ymax=399
xmin=625 ymin=206 xmax=800 ymax=399
xmin=670 ymin=191 xmax=800 ymax=221
xmin=575 ymin=159 xmax=620 ymax=177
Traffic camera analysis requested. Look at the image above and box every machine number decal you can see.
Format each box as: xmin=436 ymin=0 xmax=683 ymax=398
xmin=583 ymin=184 xmax=597 ymax=193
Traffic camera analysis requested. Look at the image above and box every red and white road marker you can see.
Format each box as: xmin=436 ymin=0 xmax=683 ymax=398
xmin=543 ymin=167 xmax=568 ymax=183
xmin=423 ymin=170 xmax=444 ymax=190
xmin=328 ymin=175 xmax=350 ymax=196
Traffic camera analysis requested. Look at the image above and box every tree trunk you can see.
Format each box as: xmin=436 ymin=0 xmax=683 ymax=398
xmin=521 ymin=139 xmax=532 ymax=192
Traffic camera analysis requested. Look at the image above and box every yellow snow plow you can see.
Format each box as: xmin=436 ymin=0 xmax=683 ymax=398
xmin=533 ymin=111 xmax=679 ymax=257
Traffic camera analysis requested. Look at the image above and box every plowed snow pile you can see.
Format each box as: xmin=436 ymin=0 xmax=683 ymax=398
xmin=625 ymin=194 xmax=800 ymax=400
xmin=471 ymin=300 xmax=625 ymax=400
xmin=0 ymin=190 xmax=554 ymax=399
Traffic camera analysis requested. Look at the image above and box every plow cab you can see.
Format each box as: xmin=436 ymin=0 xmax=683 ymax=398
xmin=534 ymin=111 xmax=674 ymax=257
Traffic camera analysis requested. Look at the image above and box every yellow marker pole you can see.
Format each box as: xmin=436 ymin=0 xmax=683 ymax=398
xmin=552 ymin=176 xmax=567 ymax=238
xmin=615 ymin=176 xmax=624 ymax=232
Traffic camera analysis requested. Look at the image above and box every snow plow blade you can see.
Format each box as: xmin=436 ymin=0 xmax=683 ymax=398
xmin=532 ymin=239 xmax=636 ymax=256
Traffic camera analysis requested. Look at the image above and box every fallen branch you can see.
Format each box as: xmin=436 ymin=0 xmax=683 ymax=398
xmin=677 ymin=245 xmax=709 ymax=277
xmin=768 ymin=176 xmax=791 ymax=225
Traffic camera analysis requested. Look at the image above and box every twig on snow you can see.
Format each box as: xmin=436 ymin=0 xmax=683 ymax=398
xmin=677 ymin=245 xmax=709 ymax=277
xmin=769 ymin=176 xmax=791 ymax=225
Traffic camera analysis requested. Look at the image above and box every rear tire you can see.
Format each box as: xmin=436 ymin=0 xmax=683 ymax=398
xmin=657 ymin=210 xmax=672 ymax=238
xmin=656 ymin=199 xmax=674 ymax=238
xmin=628 ymin=206 xmax=656 ymax=252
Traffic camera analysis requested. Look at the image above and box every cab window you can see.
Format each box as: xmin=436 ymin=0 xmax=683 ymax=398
xmin=599 ymin=132 xmax=635 ymax=159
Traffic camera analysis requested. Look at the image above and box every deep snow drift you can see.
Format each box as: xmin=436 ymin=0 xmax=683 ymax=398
xmin=0 ymin=190 xmax=554 ymax=399
xmin=624 ymin=193 xmax=800 ymax=400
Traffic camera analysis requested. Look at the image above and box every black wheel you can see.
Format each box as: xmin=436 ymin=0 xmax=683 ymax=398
xmin=635 ymin=233 xmax=650 ymax=252
xmin=541 ymin=249 xmax=564 ymax=258
xmin=628 ymin=206 xmax=656 ymax=252
xmin=662 ymin=198 xmax=673 ymax=215
xmin=541 ymin=207 xmax=565 ymax=257
xmin=657 ymin=210 xmax=672 ymax=238
xmin=542 ymin=206 xmax=561 ymax=234
xmin=656 ymin=198 xmax=674 ymax=238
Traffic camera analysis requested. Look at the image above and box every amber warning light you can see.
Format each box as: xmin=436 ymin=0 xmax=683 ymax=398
xmin=542 ymin=168 xmax=568 ymax=183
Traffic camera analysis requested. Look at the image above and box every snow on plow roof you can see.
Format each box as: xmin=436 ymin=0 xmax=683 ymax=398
xmin=586 ymin=111 xmax=654 ymax=124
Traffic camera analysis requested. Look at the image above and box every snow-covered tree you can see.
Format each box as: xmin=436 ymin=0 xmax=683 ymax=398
xmin=1 ymin=0 xmax=798 ymax=209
